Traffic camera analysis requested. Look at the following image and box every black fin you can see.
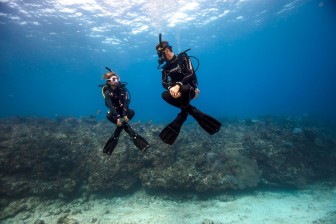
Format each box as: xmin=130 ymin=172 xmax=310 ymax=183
xmin=103 ymin=126 xmax=123 ymax=155
xmin=189 ymin=107 xmax=221 ymax=135
xmin=131 ymin=135 xmax=150 ymax=152
xmin=123 ymin=123 xmax=150 ymax=152
xmin=159 ymin=112 xmax=187 ymax=145
xmin=103 ymin=136 xmax=119 ymax=155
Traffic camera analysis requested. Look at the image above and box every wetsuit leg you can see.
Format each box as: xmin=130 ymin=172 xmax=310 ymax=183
xmin=106 ymin=111 xmax=118 ymax=124
xmin=104 ymin=110 xmax=122 ymax=155
xmin=107 ymin=108 xmax=135 ymax=123
xmin=180 ymin=85 xmax=195 ymax=108
xmin=162 ymin=86 xmax=221 ymax=135
xmin=162 ymin=91 xmax=180 ymax=108
xmin=126 ymin=109 xmax=135 ymax=120
xmin=162 ymin=85 xmax=195 ymax=109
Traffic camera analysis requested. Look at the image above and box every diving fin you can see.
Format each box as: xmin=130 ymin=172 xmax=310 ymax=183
xmin=189 ymin=107 xmax=221 ymax=135
xmin=159 ymin=112 xmax=187 ymax=145
xmin=103 ymin=126 xmax=123 ymax=155
xmin=103 ymin=136 xmax=119 ymax=155
xmin=123 ymin=123 xmax=150 ymax=152
xmin=130 ymin=134 xmax=150 ymax=152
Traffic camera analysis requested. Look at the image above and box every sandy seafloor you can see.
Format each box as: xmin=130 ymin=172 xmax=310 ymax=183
xmin=2 ymin=184 xmax=336 ymax=224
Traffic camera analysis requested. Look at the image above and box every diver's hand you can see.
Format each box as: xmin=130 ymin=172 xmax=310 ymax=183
xmin=195 ymin=88 xmax=200 ymax=98
xmin=117 ymin=118 xmax=122 ymax=126
xmin=169 ymin=85 xmax=181 ymax=98
xmin=124 ymin=116 xmax=129 ymax=123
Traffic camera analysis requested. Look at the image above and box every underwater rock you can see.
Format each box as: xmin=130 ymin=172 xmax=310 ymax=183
xmin=57 ymin=215 xmax=79 ymax=224
xmin=202 ymin=219 xmax=215 ymax=224
xmin=33 ymin=219 xmax=45 ymax=224
xmin=0 ymin=197 xmax=36 ymax=220
xmin=0 ymin=116 xmax=335 ymax=200
xmin=312 ymin=210 xmax=336 ymax=224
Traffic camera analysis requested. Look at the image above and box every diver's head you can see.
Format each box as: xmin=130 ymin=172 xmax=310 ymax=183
xmin=156 ymin=41 xmax=172 ymax=57
xmin=156 ymin=41 xmax=174 ymax=65
xmin=103 ymin=71 xmax=120 ymax=86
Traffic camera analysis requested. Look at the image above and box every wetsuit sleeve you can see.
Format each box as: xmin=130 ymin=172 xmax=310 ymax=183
xmin=120 ymin=88 xmax=129 ymax=117
xmin=180 ymin=56 xmax=198 ymax=88
xmin=161 ymin=70 xmax=170 ymax=90
xmin=104 ymin=90 xmax=120 ymax=118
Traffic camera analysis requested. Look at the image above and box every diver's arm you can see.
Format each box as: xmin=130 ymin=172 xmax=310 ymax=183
xmin=161 ymin=70 xmax=170 ymax=90
xmin=180 ymin=56 xmax=197 ymax=85
xmin=170 ymin=56 xmax=198 ymax=98
xmin=104 ymin=91 xmax=120 ymax=118
xmin=120 ymin=88 xmax=129 ymax=117
xmin=169 ymin=85 xmax=181 ymax=98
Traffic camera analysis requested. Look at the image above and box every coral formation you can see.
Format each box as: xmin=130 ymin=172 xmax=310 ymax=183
xmin=0 ymin=115 xmax=335 ymax=202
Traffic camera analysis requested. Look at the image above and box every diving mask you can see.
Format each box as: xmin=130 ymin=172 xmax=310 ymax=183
xmin=157 ymin=46 xmax=166 ymax=58
xmin=156 ymin=34 xmax=172 ymax=68
xmin=107 ymin=76 xmax=120 ymax=85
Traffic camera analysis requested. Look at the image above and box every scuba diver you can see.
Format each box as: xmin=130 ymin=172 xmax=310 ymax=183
xmin=156 ymin=34 xmax=221 ymax=145
xmin=101 ymin=69 xmax=150 ymax=154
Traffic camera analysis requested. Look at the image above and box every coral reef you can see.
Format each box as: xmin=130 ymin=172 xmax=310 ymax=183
xmin=0 ymin=115 xmax=335 ymax=202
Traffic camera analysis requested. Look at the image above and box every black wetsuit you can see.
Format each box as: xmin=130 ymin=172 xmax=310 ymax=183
xmin=158 ymin=50 xmax=221 ymax=144
xmin=102 ymin=83 xmax=150 ymax=154
xmin=103 ymin=84 xmax=135 ymax=123
xmin=161 ymin=53 xmax=198 ymax=109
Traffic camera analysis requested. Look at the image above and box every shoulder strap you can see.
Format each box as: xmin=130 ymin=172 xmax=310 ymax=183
xmin=101 ymin=85 xmax=108 ymax=98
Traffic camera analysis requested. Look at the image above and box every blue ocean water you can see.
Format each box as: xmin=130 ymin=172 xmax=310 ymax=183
xmin=0 ymin=0 xmax=335 ymax=123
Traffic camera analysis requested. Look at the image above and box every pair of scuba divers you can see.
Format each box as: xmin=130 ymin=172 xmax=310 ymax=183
xmin=102 ymin=34 xmax=221 ymax=155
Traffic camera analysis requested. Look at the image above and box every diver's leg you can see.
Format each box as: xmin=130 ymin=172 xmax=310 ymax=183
xmin=106 ymin=111 xmax=118 ymax=124
xmin=123 ymin=123 xmax=137 ymax=137
xmin=164 ymin=86 xmax=221 ymax=135
xmin=103 ymin=125 xmax=123 ymax=155
xmin=179 ymin=85 xmax=195 ymax=108
xmin=162 ymin=85 xmax=196 ymax=109
xmin=103 ymin=111 xmax=122 ymax=155
xmin=162 ymin=91 xmax=181 ymax=108
xmin=126 ymin=109 xmax=135 ymax=120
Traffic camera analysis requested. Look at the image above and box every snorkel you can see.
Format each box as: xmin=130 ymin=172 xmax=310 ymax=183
xmin=105 ymin=66 xmax=113 ymax=72
xmin=159 ymin=33 xmax=162 ymax=47
xmin=157 ymin=33 xmax=165 ymax=68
